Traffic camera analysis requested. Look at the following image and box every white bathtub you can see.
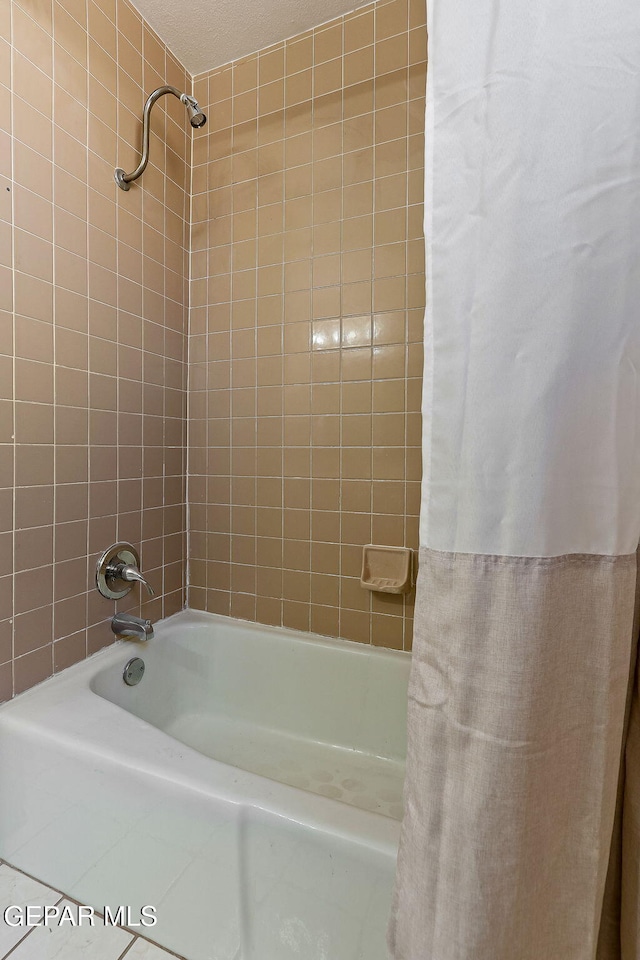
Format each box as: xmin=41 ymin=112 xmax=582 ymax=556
xmin=0 ymin=610 xmax=409 ymax=960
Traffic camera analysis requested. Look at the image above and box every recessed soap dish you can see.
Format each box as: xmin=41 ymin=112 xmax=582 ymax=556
xmin=360 ymin=545 xmax=413 ymax=594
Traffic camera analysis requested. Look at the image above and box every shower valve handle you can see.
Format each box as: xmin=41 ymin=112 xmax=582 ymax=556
xmin=108 ymin=562 xmax=155 ymax=597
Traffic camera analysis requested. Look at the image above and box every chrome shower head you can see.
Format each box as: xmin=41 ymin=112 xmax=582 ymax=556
xmin=184 ymin=97 xmax=207 ymax=128
xmin=187 ymin=103 xmax=207 ymax=129
xmin=189 ymin=109 xmax=207 ymax=128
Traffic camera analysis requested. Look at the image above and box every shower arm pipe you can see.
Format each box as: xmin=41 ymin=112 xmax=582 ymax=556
xmin=115 ymin=86 xmax=199 ymax=191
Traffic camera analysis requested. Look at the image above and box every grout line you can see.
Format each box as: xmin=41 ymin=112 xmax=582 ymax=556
xmin=114 ymin=941 xmax=136 ymax=960
xmin=123 ymin=929 xmax=189 ymax=960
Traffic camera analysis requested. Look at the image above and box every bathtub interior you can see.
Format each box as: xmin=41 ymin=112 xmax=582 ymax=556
xmin=90 ymin=613 xmax=410 ymax=819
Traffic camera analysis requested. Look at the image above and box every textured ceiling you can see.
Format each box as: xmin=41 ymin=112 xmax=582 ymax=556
xmin=130 ymin=0 xmax=370 ymax=77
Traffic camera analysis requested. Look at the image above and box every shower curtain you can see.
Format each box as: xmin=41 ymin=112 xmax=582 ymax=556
xmin=388 ymin=2 xmax=640 ymax=958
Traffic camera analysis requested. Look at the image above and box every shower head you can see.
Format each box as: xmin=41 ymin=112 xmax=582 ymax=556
xmin=182 ymin=95 xmax=207 ymax=129
xmin=189 ymin=107 xmax=208 ymax=128
xmin=115 ymin=86 xmax=207 ymax=191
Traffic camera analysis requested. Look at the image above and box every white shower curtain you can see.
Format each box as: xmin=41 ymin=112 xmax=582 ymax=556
xmin=389 ymin=2 xmax=640 ymax=958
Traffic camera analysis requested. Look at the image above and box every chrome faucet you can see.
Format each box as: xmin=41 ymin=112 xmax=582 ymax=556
xmin=111 ymin=612 xmax=154 ymax=641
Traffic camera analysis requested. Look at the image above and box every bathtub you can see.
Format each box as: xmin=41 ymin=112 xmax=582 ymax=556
xmin=0 ymin=610 xmax=409 ymax=960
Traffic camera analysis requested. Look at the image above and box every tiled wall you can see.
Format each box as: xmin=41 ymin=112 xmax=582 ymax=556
xmin=0 ymin=0 xmax=426 ymax=703
xmin=188 ymin=0 xmax=426 ymax=649
xmin=0 ymin=0 xmax=191 ymax=701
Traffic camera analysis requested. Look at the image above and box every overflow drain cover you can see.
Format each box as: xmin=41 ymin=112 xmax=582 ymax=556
xmin=123 ymin=657 xmax=145 ymax=686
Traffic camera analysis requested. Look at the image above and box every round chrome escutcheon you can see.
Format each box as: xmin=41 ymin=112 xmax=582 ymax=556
xmin=123 ymin=657 xmax=145 ymax=686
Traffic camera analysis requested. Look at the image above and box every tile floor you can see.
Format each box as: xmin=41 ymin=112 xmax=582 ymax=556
xmin=0 ymin=862 xmax=187 ymax=960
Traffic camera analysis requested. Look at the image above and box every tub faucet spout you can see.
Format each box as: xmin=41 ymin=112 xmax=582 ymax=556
xmin=111 ymin=612 xmax=154 ymax=641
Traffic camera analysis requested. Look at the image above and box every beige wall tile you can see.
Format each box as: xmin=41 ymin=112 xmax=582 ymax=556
xmin=188 ymin=0 xmax=425 ymax=652
xmin=314 ymin=24 xmax=343 ymax=65
xmin=13 ymin=643 xmax=53 ymax=695
xmin=2 ymin=0 xmax=190 ymax=701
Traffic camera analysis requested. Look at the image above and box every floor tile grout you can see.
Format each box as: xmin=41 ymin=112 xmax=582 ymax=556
xmin=2 ymin=919 xmax=45 ymax=960
xmin=116 ymin=941 xmax=136 ymax=960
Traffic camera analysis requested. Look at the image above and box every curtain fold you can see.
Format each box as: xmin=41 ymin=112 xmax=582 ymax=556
xmin=389 ymin=1 xmax=640 ymax=956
